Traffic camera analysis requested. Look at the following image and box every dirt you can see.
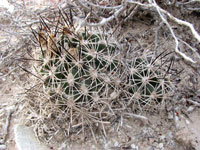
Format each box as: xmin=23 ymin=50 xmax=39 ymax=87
xmin=175 ymin=109 xmax=200 ymax=150
xmin=0 ymin=0 xmax=200 ymax=150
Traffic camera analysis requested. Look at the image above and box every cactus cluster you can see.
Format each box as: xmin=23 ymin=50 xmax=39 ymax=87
xmin=25 ymin=14 xmax=172 ymax=140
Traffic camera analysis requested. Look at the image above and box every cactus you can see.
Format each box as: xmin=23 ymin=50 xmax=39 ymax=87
xmin=38 ymin=28 xmax=171 ymax=112
xmin=126 ymin=56 xmax=172 ymax=111
xmin=24 ymin=14 xmax=173 ymax=142
xmin=38 ymin=29 xmax=123 ymax=107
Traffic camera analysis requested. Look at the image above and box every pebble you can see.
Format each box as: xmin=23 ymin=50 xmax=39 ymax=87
xmin=114 ymin=141 xmax=119 ymax=147
xmin=14 ymin=125 xmax=49 ymax=150
xmin=175 ymin=116 xmax=179 ymax=121
xmin=90 ymin=145 xmax=96 ymax=149
xmin=187 ymin=106 xmax=195 ymax=113
xmin=186 ymin=119 xmax=190 ymax=124
xmin=0 ymin=145 xmax=6 ymax=150
xmin=158 ymin=143 xmax=164 ymax=149
xmin=167 ymin=112 xmax=173 ymax=119
xmin=131 ymin=144 xmax=138 ymax=150
xmin=160 ymin=134 xmax=166 ymax=140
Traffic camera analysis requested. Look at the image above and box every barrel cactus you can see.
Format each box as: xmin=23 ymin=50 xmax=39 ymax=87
xmin=23 ymin=14 xmax=173 ymax=142
xmin=26 ymin=23 xmax=127 ymax=140
xmin=126 ymin=55 xmax=172 ymax=111
xmin=39 ymin=29 xmax=123 ymax=106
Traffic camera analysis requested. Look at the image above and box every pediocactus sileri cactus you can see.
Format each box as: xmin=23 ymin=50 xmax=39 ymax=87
xmin=26 ymin=15 xmax=173 ymax=141
xmin=38 ymin=28 xmax=124 ymax=105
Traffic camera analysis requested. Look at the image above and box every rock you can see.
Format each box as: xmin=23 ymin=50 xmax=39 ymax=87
xmin=14 ymin=125 xmax=49 ymax=150
xmin=114 ymin=141 xmax=119 ymax=147
xmin=0 ymin=144 xmax=6 ymax=150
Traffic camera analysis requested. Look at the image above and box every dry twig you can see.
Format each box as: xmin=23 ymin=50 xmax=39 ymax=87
xmin=72 ymin=0 xmax=200 ymax=63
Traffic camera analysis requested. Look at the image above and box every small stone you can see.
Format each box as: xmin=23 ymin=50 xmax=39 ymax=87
xmin=158 ymin=143 xmax=164 ymax=148
xmin=0 ymin=145 xmax=6 ymax=150
xmin=58 ymin=142 xmax=67 ymax=150
xmin=0 ymin=139 xmax=4 ymax=144
xmin=168 ymin=112 xmax=173 ymax=119
xmin=131 ymin=144 xmax=138 ymax=150
xmin=91 ymin=145 xmax=96 ymax=149
xmin=168 ymin=132 xmax=173 ymax=138
xmin=131 ymin=144 xmax=136 ymax=148
xmin=14 ymin=125 xmax=49 ymax=150
xmin=186 ymin=119 xmax=190 ymax=124
xmin=187 ymin=106 xmax=195 ymax=113
xmin=175 ymin=116 xmax=179 ymax=121
xmin=114 ymin=141 xmax=118 ymax=146
xmin=104 ymin=141 xmax=111 ymax=150
xmin=160 ymin=135 xmax=166 ymax=140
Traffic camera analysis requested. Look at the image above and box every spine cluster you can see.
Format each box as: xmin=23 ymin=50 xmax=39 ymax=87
xmin=36 ymin=27 xmax=170 ymax=111
xmin=27 ymin=16 xmax=172 ymax=139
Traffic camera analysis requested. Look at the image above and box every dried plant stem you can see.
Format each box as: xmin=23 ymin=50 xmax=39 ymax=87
xmin=127 ymin=0 xmax=199 ymax=63
xmin=85 ymin=1 xmax=122 ymax=10
xmin=76 ymin=5 xmax=125 ymax=27
xmin=73 ymin=0 xmax=199 ymax=63
xmin=124 ymin=113 xmax=149 ymax=124
xmin=0 ymin=106 xmax=15 ymax=148
xmin=187 ymin=99 xmax=200 ymax=107
xmin=152 ymin=0 xmax=196 ymax=63
xmin=150 ymin=0 xmax=200 ymax=42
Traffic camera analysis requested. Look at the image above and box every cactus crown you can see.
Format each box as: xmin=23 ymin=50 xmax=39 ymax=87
xmin=38 ymin=27 xmax=122 ymax=105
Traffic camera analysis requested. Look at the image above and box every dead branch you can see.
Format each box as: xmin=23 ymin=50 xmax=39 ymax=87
xmin=72 ymin=0 xmax=200 ymax=63
xmin=187 ymin=99 xmax=200 ymax=107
